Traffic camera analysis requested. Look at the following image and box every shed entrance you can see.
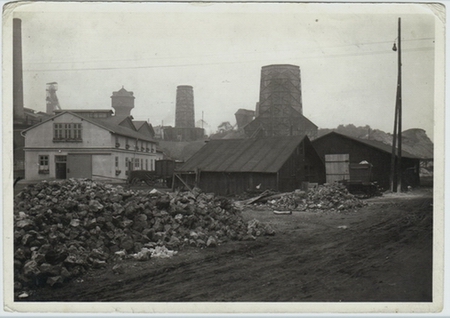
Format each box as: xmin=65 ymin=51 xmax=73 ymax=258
xmin=325 ymin=154 xmax=350 ymax=183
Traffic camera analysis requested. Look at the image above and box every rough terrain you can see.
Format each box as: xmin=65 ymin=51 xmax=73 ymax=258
xmin=17 ymin=187 xmax=433 ymax=302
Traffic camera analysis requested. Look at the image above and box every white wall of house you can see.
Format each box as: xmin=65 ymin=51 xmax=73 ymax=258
xmin=24 ymin=113 xmax=111 ymax=148
xmin=25 ymin=149 xmax=163 ymax=181
xmin=24 ymin=150 xmax=58 ymax=181
xmin=92 ymin=154 xmax=113 ymax=180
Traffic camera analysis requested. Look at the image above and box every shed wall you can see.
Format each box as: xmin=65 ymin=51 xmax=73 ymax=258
xmin=175 ymin=172 xmax=277 ymax=195
xmin=312 ymin=134 xmax=420 ymax=190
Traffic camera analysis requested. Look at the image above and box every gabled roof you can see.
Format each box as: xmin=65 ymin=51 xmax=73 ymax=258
xmin=178 ymin=135 xmax=307 ymax=173
xmin=103 ymin=115 xmax=136 ymax=130
xmin=312 ymin=131 xmax=419 ymax=159
xmin=22 ymin=111 xmax=156 ymax=143
xmin=133 ymin=121 xmax=147 ymax=130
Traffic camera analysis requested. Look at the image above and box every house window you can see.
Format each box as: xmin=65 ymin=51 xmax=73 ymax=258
xmin=145 ymin=159 xmax=148 ymax=171
xmin=54 ymin=124 xmax=63 ymax=139
xmin=125 ymin=157 xmax=128 ymax=168
xmin=115 ymin=136 xmax=120 ymax=148
xmin=38 ymin=155 xmax=49 ymax=174
xmin=115 ymin=156 xmax=119 ymax=168
xmin=53 ymin=123 xmax=82 ymax=141
xmin=135 ymin=158 xmax=140 ymax=169
xmin=141 ymin=158 xmax=143 ymax=169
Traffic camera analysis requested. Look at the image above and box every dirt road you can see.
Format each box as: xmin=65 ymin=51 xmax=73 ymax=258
xmin=24 ymin=190 xmax=433 ymax=302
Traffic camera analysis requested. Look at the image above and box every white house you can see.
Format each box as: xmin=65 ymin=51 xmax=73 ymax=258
xmin=22 ymin=110 xmax=162 ymax=182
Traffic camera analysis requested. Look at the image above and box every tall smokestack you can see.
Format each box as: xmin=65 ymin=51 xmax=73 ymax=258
xmin=258 ymin=64 xmax=302 ymax=116
xmin=13 ymin=18 xmax=24 ymax=121
xmin=175 ymin=85 xmax=195 ymax=128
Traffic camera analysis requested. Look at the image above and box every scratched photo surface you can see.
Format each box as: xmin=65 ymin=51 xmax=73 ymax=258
xmin=5 ymin=1 xmax=444 ymax=314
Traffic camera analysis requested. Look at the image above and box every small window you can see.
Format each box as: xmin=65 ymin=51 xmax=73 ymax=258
xmin=39 ymin=155 xmax=48 ymax=166
xmin=145 ymin=159 xmax=148 ymax=171
xmin=38 ymin=155 xmax=49 ymax=174
xmin=115 ymin=156 xmax=119 ymax=168
xmin=135 ymin=158 xmax=140 ymax=168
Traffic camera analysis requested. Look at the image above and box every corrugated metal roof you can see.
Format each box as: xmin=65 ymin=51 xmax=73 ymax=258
xmin=178 ymin=135 xmax=306 ymax=173
xmin=313 ymin=132 xmax=419 ymax=159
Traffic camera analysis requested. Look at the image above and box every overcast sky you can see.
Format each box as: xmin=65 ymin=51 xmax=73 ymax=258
xmin=8 ymin=2 xmax=440 ymax=139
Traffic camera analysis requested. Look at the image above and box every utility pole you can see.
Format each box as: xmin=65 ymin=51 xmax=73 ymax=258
xmin=390 ymin=17 xmax=402 ymax=192
xmin=396 ymin=17 xmax=402 ymax=193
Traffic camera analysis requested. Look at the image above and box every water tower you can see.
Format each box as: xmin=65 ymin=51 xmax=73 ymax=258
xmin=111 ymin=87 xmax=135 ymax=117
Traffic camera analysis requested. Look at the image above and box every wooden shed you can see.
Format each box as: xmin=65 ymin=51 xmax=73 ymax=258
xmin=311 ymin=132 xmax=421 ymax=190
xmin=173 ymin=135 xmax=325 ymax=195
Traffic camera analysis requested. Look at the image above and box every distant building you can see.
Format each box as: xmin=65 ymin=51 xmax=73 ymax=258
xmin=195 ymin=119 xmax=212 ymax=136
xmin=22 ymin=110 xmax=162 ymax=182
xmin=162 ymin=127 xmax=205 ymax=141
xmin=133 ymin=120 xmax=155 ymax=138
xmin=234 ymin=109 xmax=255 ymax=129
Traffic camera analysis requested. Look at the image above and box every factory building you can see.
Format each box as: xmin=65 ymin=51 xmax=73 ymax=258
xmin=173 ymin=135 xmax=325 ymax=195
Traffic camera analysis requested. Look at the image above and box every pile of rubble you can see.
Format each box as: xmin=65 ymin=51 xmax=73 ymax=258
xmin=14 ymin=179 xmax=267 ymax=291
xmin=250 ymin=183 xmax=367 ymax=212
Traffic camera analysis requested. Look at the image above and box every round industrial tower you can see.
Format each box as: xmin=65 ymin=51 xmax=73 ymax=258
xmin=175 ymin=85 xmax=195 ymax=128
xmin=258 ymin=64 xmax=302 ymax=116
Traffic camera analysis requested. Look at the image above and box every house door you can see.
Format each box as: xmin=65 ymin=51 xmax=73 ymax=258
xmin=325 ymin=154 xmax=350 ymax=183
xmin=67 ymin=154 xmax=92 ymax=179
xmin=55 ymin=155 xmax=67 ymax=179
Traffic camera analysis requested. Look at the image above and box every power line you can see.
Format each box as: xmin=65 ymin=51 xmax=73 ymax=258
xmin=23 ymin=46 xmax=434 ymax=73
xmin=23 ymin=37 xmax=435 ymax=66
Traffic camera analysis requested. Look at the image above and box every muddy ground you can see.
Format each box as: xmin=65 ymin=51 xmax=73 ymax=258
xmin=22 ymin=189 xmax=433 ymax=302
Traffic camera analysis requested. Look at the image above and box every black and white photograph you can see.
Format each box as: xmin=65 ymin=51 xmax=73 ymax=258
xmin=3 ymin=0 xmax=446 ymax=315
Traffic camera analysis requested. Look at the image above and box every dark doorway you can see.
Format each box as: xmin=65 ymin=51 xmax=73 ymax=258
xmin=55 ymin=155 xmax=67 ymax=179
